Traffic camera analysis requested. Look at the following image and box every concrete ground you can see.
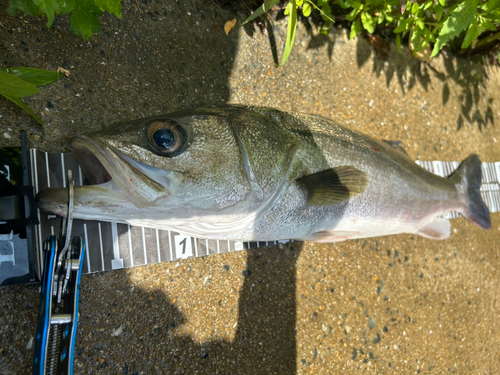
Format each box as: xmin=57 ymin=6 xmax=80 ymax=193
xmin=1 ymin=0 xmax=500 ymax=373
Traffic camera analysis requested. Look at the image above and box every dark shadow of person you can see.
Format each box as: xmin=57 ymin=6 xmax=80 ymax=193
xmin=73 ymin=243 xmax=303 ymax=374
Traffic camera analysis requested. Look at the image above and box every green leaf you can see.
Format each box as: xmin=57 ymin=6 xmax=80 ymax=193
xmin=377 ymin=11 xmax=385 ymax=24
xmin=0 ymin=71 xmax=40 ymax=98
xmin=346 ymin=2 xmax=363 ymax=21
xmin=435 ymin=4 xmax=444 ymax=21
xmin=438 ymin=0 xmax=446 ymax=6
xmin=411 ymin=2 xmax=419 ymax=14
xmin=321 ymin=20 xmax=333 ymax=35
xmin=7 ymin=0 xmax=41 ymax=16
xmin=394 ymin=17 xmax=410 ymax=33
xmin=415 ymin=18 xmax=425 ymax=30
xmin=431 ymin=0 xmax=479 ymax=57
xmin=69 ymin=1 xmax=103 ymax=40
xmin=424 ymin=0 xmax=433 ymax=10
xmin=396 ymin=33 xmax=402 ymax=53
xmin=34 ymin=0 xmax=56 ymax=27
xmin=94 ymin=0 xmax=122 ymax=18
xmin=318 ymin=0 xmax=328 ymax=6
xmin=280 ymin=0 xmax=298 ymax=66
xmin=479 ymin=18 xmax=497 ymax=32
xmin=284 ymin=2 xmax=292 ymax=15
xmin=0 ymin=67 xmax=61 ymax=87
xmin=461 ymin=18 xmax=480 ymax=48
xmin=411 ymin=26 xmax=423 ymax=53
xmin=296 ymin=0 xmax=303 ymax=6
xmin=361 ymin=11 xmax=375 ymax=33
xmin=320 ymin=4 xmax=332 ymax=21
xmin=1 ymin=94 xmax=43 ymax=125
xmin=337 ymin=0 xmax=352 ymax=9
xmin=264 ymin=0 xmax=275 ymax=11
xmin=242 ymin=0 xmax=279 ymax=25
xmin=350 ymin=18 xmax=362 ymax=39
xmin=56 ymin=0 xmax=75 ymax=15
xmin=303 ymin=2 xmax=312 ymax=17
xmin=482 ymin=0 xmax=500 ymax=12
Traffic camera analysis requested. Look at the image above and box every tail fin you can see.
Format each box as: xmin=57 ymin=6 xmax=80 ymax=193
xmin=450 ymin=155 xmax=491 ymax=230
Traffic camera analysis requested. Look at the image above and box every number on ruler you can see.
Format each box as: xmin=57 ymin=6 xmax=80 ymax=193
xmin=179 ymin=238 xmax=187 ymax=254
xmin=174 ymin=234 xmax=193 ymax=259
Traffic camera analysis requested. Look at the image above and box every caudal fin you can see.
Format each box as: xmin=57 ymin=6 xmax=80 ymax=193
xmin=450 ymin=155 xmax=491 ymax=230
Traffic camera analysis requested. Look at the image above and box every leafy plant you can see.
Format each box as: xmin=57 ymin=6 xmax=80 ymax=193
xmin=244 ymin=0 xmax=334 ymax=66
xmin=244 ymin=0 xmax=500 ymax=63
xmin=0 ymin=67 xmax=65 ymax=125
xmin=7 ymin=0 xmax=123 ymax=40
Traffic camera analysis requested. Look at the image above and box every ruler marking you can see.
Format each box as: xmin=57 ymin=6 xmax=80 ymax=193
xmin=78 ymin=165 xmax=83 ymax=186
xmin=60 ymin=153 xmax=66 ymax=188
xmin=168 ymin=231 xmax=173 ymax=261
xmin=84 ymin=223 xmax=91 ymax=273
xmin=156 ymin=229 xmax=161 ymax=263
xmin=127 ymin=225 xmax=133 ymax=267
xmin=98 ymin=223 xmax=105 ymax=271
xmin=44 ymin=152 xmax=50 ymax=188
xmin=111 ymin=222 xmax=123 ymax=269
xmin=141 ymin=227 xmax=147 ymax=264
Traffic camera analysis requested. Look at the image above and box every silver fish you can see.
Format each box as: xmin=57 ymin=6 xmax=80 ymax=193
xmin=36 ymin=105 xmax=490 ymax=242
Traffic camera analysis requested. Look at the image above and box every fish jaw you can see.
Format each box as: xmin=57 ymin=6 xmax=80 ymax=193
xmin=36 ymin=181 xmax=137 ymax=220
xmin=72 ymin=136 xmax=171 ymax=208
xmin=36 ymin=135 xmax=174 ymax=219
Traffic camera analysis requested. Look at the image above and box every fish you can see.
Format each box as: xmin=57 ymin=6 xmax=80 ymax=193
xmin=36 ymin=105 xmax=491 ymax=243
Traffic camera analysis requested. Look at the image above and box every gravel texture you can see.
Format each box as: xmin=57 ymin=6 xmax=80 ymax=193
xmin=1 ymin=0 xmax=500 ymax=374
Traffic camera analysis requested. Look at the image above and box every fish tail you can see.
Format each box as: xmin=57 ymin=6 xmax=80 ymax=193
xmin=450 ymin=155 xmax=491 ymax=230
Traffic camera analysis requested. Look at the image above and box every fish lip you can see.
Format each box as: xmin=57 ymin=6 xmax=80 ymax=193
xmin=71 ymin=135 xmax=112 ymax=185
xmin=71 ymin=135 xmax=171 ymax=208
xmin=71 ymin=135 xmax=122 ymax=189
xmin=36 ymin=136 xmax=132 ymax=216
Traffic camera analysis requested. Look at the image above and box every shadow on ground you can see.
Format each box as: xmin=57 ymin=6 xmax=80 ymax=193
xmin=243 ymin=12 xmax=496 ymax=133
xmin=75 ymin=243 xmax=303 ymax=374
xmin=357 ymin=37 xmax=495 ymax=132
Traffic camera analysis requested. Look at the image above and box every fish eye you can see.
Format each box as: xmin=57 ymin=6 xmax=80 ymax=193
xmin=146 ymin=120 xmax=187 ymax=156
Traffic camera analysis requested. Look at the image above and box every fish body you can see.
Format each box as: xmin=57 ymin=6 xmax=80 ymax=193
xmin=36 ymin=105 xmax=490 ymax=242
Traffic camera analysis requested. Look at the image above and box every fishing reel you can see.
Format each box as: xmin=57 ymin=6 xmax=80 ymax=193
xmin=32 ymin=170 xmax=85 ymax=375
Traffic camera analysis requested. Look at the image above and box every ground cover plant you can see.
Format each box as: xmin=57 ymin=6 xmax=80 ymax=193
xmin=0 ymin=67 xmax=66 ymax=126
xmin=245 ymin=0 xmax=500 ymax=64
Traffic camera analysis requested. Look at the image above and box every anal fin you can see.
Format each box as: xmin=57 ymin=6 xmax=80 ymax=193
xmin=414 ymin=218 xmax=450 ymax=240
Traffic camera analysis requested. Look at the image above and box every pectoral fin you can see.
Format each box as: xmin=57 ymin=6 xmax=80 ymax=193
xmin=414 ymin=217 xmax=450 ymax=240
xmin=298 ymin=166 xmax=368 ymax=206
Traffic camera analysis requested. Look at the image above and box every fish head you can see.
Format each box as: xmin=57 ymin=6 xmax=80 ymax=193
xmin=36 ymin=107 xmax=300 ymax=224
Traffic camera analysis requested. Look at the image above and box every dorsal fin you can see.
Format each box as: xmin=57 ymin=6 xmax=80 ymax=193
xmin=298 ymin=166 xmax=368 ymax=206
xmin=382 ymin=140 xmax=408 ymax=156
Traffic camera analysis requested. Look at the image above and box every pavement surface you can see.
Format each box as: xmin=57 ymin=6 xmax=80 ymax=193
xmin=1 ymin=1 xmax=500 ymax=374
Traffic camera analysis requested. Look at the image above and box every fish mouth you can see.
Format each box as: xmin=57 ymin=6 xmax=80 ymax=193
xmin=36 ymin=135 xmax=170 ymax=219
